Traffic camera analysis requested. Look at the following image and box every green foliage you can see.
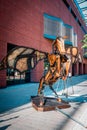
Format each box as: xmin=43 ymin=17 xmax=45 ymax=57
xmin=81 ymin=34 xmax=87 ymax=49
xmin=81 ymin=34 xmax=87 ymax=58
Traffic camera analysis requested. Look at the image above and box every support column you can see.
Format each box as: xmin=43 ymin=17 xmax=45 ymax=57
xmin=0 ymin=41 xmax=7 ymax=88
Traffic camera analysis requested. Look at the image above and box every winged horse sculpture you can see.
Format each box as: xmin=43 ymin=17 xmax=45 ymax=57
xmin=0 ymin=37 xmax=78 ymax=100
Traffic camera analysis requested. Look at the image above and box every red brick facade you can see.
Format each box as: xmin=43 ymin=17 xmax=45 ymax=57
xmin=0 ymin=0 xmax=87 ymax=87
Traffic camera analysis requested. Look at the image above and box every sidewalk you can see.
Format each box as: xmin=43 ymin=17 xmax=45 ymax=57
xmin=0 ymin=75 xmax=87 ymax=130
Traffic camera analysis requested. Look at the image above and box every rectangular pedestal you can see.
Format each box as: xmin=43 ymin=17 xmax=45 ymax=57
xmin=31 ymin=96 xmax=70 ymax=111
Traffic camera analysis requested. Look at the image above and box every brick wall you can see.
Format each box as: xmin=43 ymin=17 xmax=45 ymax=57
xmin=0 ymin=0 xmax=87 ymax=87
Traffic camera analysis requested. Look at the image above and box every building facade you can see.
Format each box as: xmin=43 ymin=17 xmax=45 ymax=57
xmin=0 ymin=0 xmax=87 ymax=88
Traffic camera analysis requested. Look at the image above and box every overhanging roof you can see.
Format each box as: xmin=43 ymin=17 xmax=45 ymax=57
xmin=74 ymin=0 xmax=87 ymax=26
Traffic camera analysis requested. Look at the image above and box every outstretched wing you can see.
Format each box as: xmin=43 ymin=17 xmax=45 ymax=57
xmin=0 ymin=46 xmax=48 ymax=73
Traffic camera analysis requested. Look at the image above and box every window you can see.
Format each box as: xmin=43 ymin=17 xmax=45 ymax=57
xmin=44 ymin=13 xmax=63 ymax=39
xmin=44 ymin=13 xmax=74 ymax=46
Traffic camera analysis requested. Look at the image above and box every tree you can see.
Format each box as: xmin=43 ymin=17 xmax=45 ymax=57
xmin=81 ymin=34 xmax=87 ymax=57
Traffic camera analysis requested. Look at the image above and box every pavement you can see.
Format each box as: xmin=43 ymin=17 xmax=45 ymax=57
xmin=0 ymin=74 xmax=87 ymax=130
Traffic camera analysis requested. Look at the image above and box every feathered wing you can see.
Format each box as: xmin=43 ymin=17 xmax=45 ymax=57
xmin=0 ymin=46 xmax=48 ymax=73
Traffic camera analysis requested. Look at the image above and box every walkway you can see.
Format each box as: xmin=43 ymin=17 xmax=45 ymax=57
xmin=0 ymin=75 xmax=87 ymax=130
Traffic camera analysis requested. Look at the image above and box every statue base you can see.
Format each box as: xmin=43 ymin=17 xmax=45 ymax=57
xmin=31 ymin=96 xmax=70 ymax=111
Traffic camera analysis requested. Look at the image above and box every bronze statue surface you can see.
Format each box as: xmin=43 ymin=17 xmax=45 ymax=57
xmin=38 ymin=36 xmax=78 ymax=100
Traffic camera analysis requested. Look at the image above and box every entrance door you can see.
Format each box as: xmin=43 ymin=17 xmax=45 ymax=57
xmin=79 ymin=63 xmax=82 ymax=75
xmin=83 ymin=64 xmax=86 ymax=74
xmin=72 ymin=63 xmax=77 ymax=76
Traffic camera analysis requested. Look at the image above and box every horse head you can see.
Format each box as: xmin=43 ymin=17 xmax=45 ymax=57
xmin=66 ymin=47 xmax=78 ymax=64
xmin=71 ymin=47 xmax=78 ymax=64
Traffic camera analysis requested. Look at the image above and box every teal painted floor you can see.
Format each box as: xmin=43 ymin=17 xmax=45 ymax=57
xmin=0 ymin=74 xmax=87 ymax=113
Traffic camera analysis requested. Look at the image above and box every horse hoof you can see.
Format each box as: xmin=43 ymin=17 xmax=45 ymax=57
xmin=57 ymin=98 xmax=62 ymax=102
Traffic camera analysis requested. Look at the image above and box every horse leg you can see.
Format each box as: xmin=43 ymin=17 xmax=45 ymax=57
xmin=49 ymin=85 xmax=61 ymax=102
xmin=62 ymin=79 xmax=68 ymax=97
xmin=68 ymin=76 xmax=74 ymax=94
xmin=38 ymin=72 xmax=53 ymax=106
xmin=66 ymin=60 xmax=71 ymax=76
xmin=49 ymin=85 xmax=58 ymax=97
xmin=62 ymin=60 xmax=71 ymax=80
xmin=38 ymin=69 xmax=53 ymax=95
xmin=38 ymin=77 xmax=45 ymax=95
